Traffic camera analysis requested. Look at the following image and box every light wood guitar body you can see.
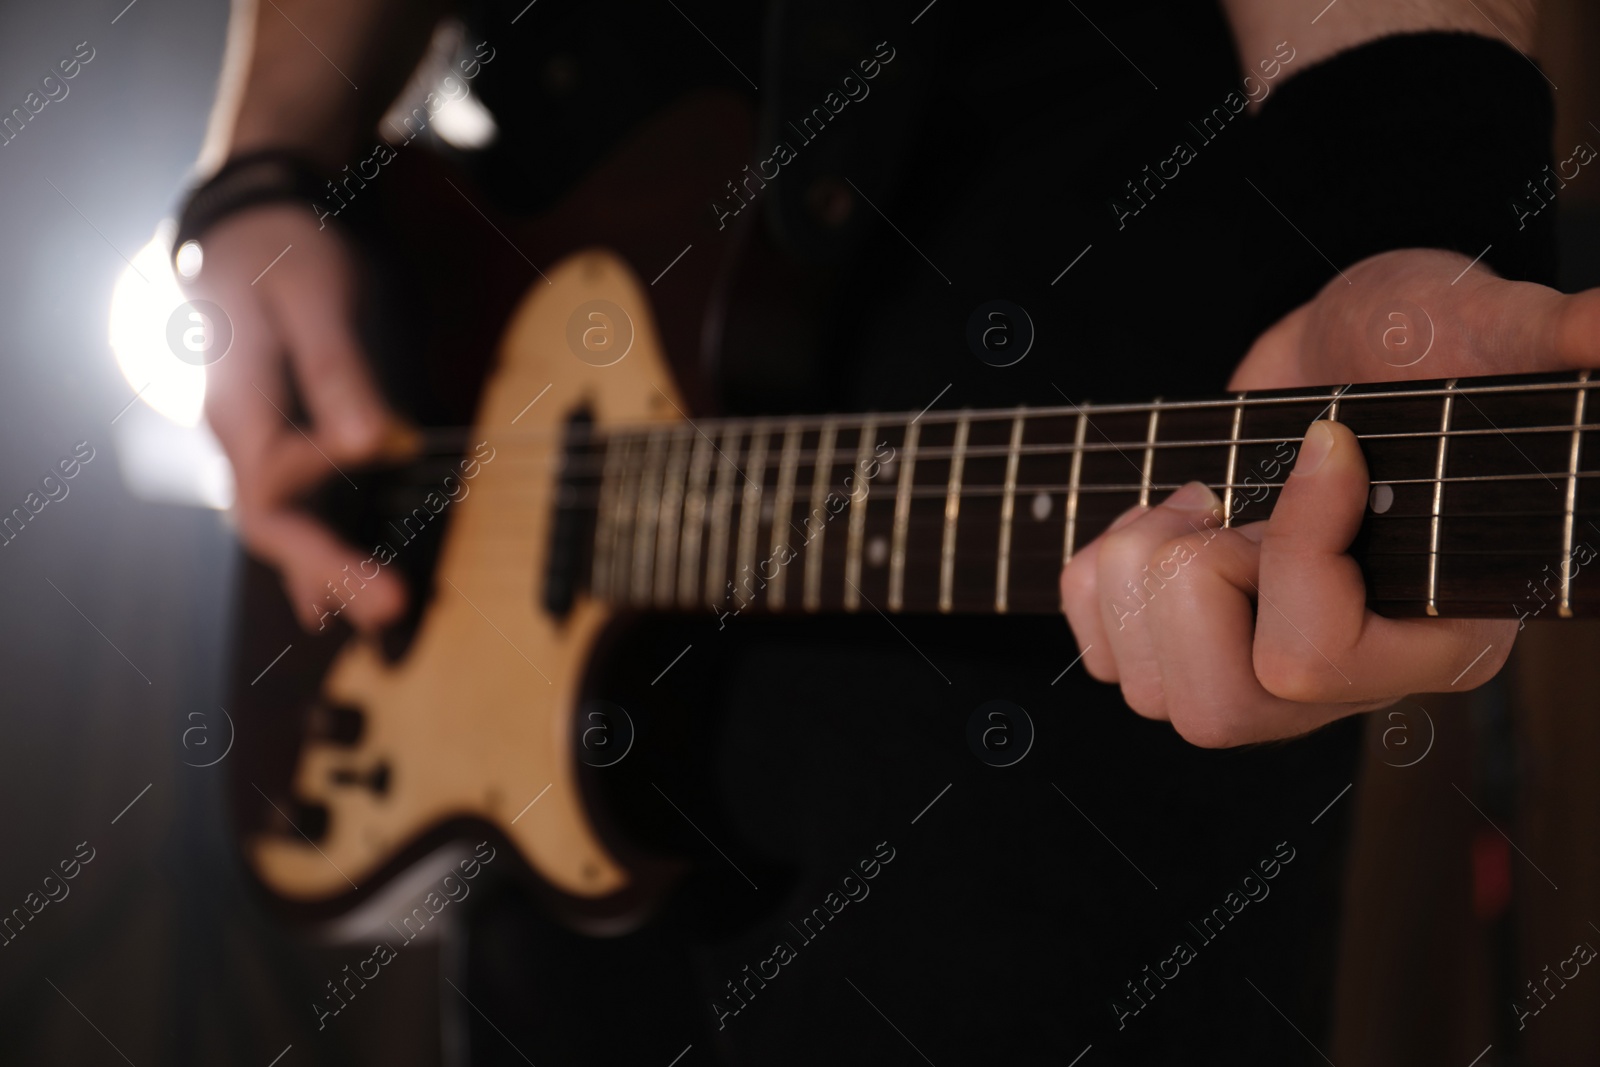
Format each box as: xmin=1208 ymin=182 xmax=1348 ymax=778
xmin=250 ymin=251 xmax=681 ymax=906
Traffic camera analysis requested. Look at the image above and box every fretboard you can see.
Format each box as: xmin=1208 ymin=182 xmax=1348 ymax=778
xmin=568 ymin=371 xmax=1600 ymax=620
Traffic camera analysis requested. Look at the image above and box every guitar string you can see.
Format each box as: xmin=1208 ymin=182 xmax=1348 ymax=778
xmin=400 ymin=407 xmax=1600 ymax=474
xmin=393 ymin=374 xmax=1595 ymax=454
xmin=470 ymin=420 xmax=1600 ymax=462
xmin=366 ymin=469 xmax=1597 ymax=508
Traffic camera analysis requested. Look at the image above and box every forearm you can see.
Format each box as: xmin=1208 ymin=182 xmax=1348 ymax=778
xmin=198 ymin=0 xmax=452 ymax=174
xmin=1221 ymin=0 xmax=1537 ymax=74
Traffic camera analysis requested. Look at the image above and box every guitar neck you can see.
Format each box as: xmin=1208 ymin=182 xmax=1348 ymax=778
xmin=573 ymin=370 xmax=1600 ymax=620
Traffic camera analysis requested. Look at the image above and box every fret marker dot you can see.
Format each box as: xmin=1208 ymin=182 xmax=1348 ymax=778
xmin=1369 ymin=484 xmax=1394 ymax=514
xmin=879 ymin=456 xmax=897 ymax=479
xmin=867 ymin=535 xmax=889 ymax=567
xmin=1031 ymin=492 xmax=1052 ymax=521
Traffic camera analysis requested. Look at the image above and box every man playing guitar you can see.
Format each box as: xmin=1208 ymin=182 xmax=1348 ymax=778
xmin=179 ymin=0 xmax=1583 ymax=1060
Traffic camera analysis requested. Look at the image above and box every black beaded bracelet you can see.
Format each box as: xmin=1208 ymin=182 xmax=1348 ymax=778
xmin=171 ymin=149 xmax=330 ymax=262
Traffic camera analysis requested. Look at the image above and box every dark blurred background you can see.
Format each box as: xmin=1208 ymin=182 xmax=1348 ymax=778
xmin=4 ymin=1 xmax=1600 ymax=1064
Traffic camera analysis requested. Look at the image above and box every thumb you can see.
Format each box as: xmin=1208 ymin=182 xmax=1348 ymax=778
xmin=1446 ymin=269 xmax=1572 ymax=375
xmin=1549 ymin=285 xmax=1600 ymax=370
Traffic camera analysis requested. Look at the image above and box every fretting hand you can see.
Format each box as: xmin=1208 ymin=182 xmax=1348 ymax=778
xmin=1058 ymin=247 xmax=1600 ymax=746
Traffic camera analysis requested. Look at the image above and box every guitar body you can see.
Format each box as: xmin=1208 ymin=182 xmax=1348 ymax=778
xmin=230 ymin=90 xmax=756 ymax=924
xmin=249 ymin=250 xmax=681 ymax=913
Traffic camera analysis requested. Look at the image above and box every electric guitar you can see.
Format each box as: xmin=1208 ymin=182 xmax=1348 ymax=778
xmin=227 ymin=94 xmax=1600 ymax=926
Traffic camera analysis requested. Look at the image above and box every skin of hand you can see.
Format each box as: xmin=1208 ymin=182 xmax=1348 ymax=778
xmin=182 ymin=205 xmax=409 ymax=632
xmin=1060 ymin=246 xmax=1598 ymax=747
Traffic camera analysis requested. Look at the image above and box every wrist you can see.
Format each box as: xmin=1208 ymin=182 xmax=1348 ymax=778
xmin=172 ymin=150 xmax=331 ymax=267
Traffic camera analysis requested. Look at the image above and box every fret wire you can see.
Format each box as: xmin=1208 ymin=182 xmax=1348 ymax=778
xmin=735 ymin=423 xmax=770 ymax=610
xmin=1426 ymin=380 xmax=1457 ymax=617
xmin=996 ymin=411 xmax=1025 ymax=613
xmin=940 ymin=414 xmax=971 ymax=613
xmin=844 ymin=417 xmax=878 ymax=612
xmin=803 ymin=419 xmax=838 ymax=612
xmin=1139 ymin=402 xmax=1160 ymax=508
xmin=1063 ymin=409 xmax=1088 ymax=564
xmin=768 ymin=424 xmax=803 ymax=611
xmin=1222 ymin=393 xmax=1244 ymax=527
xmin=591 ymin=436 xmax=624 ymax=598
xmin=1326 ymin=384 xmax=1346 ymax=422
xmin=889 ymin=420 xmax=920 ymax=612
xmin=631 ymin=429 xmax=668 ymax=606
xmin=654 ymin=429 xmax=691 ymax=607
xmin=704 ymin=425 xmax=744 ymax=607
xmin=1561 ymin=370 xmax=1590 ymax=617
xmin=677 ymin=431 xmax=715 ymax=608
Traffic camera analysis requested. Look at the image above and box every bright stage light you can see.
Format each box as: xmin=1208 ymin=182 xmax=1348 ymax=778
xmin=106 ymin=220 xmax=234 ymax=510
xmin=108 ymin=219 xmax=206 ymax=427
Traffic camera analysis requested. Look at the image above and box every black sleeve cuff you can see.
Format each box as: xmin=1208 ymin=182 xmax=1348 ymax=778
xmin=1248 ymin=31 xmax=1558 ymax=325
